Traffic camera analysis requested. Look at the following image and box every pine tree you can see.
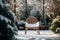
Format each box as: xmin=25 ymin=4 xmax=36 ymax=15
xmin=0 ymin=0 xmax=18 ymax=40
xmin=49 ymin=0 xmax=60 ymax=33
xmin=50 ymin=16 xmax=60 ymax=33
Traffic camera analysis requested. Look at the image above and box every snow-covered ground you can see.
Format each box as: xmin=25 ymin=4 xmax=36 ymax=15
xmin=15 ymin=30 xmax=60 ymax=40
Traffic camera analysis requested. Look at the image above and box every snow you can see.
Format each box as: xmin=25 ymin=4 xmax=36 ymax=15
xmin=15 ymin=30 xmax=60 ymax=40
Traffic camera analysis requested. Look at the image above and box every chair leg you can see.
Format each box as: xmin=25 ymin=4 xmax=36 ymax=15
xmin=38 ymin=28 xmax=40 ymax=34
xmin=25 ymin=27 xmax=28 ymax=34
xmin=37 ymin=30 xmax=40 ymax=35
xmin=36 ymin=28 xmax=40 ymax=34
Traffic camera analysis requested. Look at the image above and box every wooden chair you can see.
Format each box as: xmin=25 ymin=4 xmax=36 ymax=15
xmin=25 ymin=16 xmax=40 ymax=34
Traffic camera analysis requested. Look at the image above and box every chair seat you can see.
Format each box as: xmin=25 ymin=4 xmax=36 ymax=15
xmin=25 ymin=22 xmax=39 ymax=27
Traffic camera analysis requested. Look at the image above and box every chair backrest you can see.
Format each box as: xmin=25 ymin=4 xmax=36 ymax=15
xmin=26 ymin=16 xmax=38 ymax=24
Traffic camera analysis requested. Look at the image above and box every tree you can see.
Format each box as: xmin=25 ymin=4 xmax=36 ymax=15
xmin=50 ymin=16 xmax=60 ymax=33
xmin=49 ymin=0 xmax=60 ymax=33
xmin=0 ymin=0 xmax=18 ymax=40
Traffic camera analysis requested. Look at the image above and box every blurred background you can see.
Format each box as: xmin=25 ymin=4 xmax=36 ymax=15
xmin=4 ymin=0 xmax=59 ymax=30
